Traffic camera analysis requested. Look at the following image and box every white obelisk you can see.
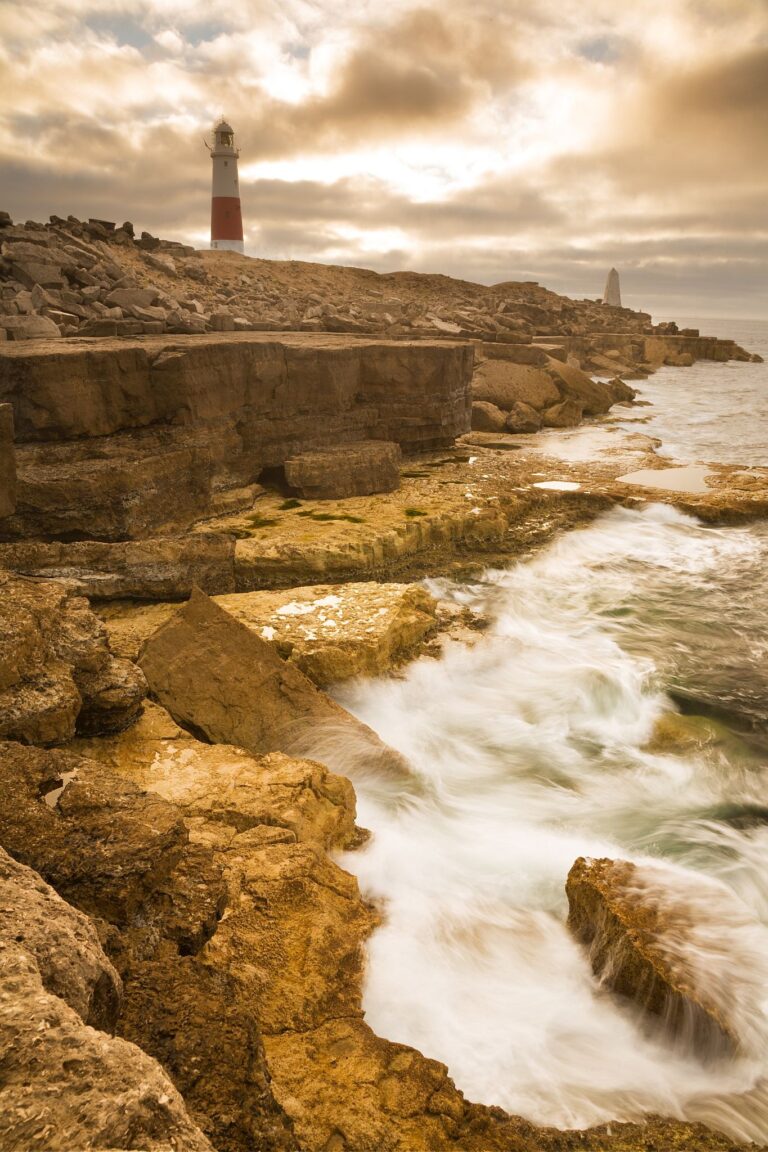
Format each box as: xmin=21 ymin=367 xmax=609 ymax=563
xmin=602 ymin=268 xmax=622 ymax=307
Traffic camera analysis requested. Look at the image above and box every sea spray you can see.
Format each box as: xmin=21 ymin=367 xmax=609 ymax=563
xmin=298 ymin=503 xmax=768 ymax=1141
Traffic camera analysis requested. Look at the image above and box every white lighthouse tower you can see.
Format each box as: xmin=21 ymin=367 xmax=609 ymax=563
xmin=207 ymin=118 xmax=244 ymax=253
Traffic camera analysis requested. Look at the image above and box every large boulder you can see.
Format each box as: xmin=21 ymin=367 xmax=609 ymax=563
xmin=285 ymin=440 xmax=401 ymax=500
xmin=0 ymin=846 xmax=121 ymax=1031
xmin=545 ymin=359 xmax=615 ymax=415
xmin=139 ymin=588 xmax=415 ymax=786
xmin=472 ymin=359 xmax=560 ymax=412
xmin=104 ymin=581 xmax=439 ymax=686
xmin=505 ymin=401 xmax=541 ymax=433
xmin=542 ymin=398 xmax=583 ymax=428
xmin=0 ymin=314 xmax=61 ymax=340
xmin=565 ymin=857 xmax=766 ymax=1060
xmin=471 ymin=400 xmax=507 ymax=432
xmin=0 ymin=571 xmax=146 ymax=745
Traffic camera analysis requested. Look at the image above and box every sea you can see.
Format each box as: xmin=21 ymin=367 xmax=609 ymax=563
xmin=315 ymin=318 xmax=768 ymax=1141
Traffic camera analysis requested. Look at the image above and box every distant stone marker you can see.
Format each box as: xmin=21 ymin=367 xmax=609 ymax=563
xmin=602 ymin=267 xmax=622 ymax=307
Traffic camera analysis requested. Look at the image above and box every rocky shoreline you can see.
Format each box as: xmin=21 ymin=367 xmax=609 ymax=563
xmin=1 ymin=217 xmax=766 ymax=1151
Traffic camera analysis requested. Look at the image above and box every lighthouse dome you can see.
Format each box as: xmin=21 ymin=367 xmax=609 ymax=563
xmin=215 ymin=119 xmax=234 ymax=133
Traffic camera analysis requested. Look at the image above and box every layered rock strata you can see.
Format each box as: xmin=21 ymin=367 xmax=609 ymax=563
xmin=285 ymin=440 xmax=402 ymax=500
xmin=0 ymin=333 xmax=472 ymax=541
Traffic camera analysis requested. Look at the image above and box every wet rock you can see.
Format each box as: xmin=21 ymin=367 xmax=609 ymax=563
xmin=542 ymin=398 xmax=583 ymax=427
xmin=139 ymin=589 xmax=413 ymax=783
xmin=0 ymin=571 xmax=146 ymax=745
xmin=607 ymin=376 xmax=637 ymax=403
xmin=285 ymin=440 xmax=401 ymax=500
xmin=566 ymin=856 xmax=750 ymax=1059
xmin=0 ymin=845 xmax=122 ymax=1030
xmin=472 ymin=358 xmax=560 ymax=411
xmin=471 ymin=400 xmax=507 ymax=432
xmin=0 ymin=942 xmax=213 ymax=1152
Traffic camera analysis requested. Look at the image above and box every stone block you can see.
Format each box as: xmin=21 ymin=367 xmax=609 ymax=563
xmin=285 ymin=440 xmax=401 ymax=499
xmin=1 ymin=314 xmax=61 ymax=340
xmin=11 ymin=261 xmax=66 ymax=289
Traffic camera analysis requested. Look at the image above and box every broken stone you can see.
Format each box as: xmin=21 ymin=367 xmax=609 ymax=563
xmin=285 ymin=441 xmax=401 ymax=500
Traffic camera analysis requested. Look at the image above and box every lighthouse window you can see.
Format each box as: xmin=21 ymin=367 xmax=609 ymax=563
xmin=224 ymin=160 xmax=228 ymax=166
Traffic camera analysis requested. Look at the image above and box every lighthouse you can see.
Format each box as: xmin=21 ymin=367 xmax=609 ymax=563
xmin=207 ymin=118 xmax=244 ymax=253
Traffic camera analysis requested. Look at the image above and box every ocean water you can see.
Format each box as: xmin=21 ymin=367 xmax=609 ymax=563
xmin=303 ymin=328 xmax=768 ymax=1141
xmin=616 ymin=317 xmax=768 ymax=467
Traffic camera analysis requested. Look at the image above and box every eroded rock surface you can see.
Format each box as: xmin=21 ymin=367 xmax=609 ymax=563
xmin=0 ymin=845 xmax=121 ymax=1031
xmin=139 ymin=587 xmax=414 ymax=787
xmin=0 ymin=942 xmax=214 ymax=1152
xmin=0 ymin=570 xmax=146 ymax=744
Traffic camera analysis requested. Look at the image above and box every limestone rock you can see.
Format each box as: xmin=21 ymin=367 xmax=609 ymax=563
xmin=0 ymin=846 xmax=121 ymax=1031
xmin=0 ymin=942 xmax=213 ymax=1152
xmin=104 ymin=581 xmax=439 ymax=686
xmin=546 ymin=359 xmax=615 ymax=415
xmin=0 ymin=571 xmax=146 ymax=745
xmin=139 ymin=588 xmax=415 ymax=786
xmin=542 ymin=398 xmax=583 ymax=428
xmin=505 ymin=401 xmax=541 ymax=433
xmin=0 ymin=335 xmax=471 ymax=539
xmin=0 ymin=532 xmax=236 ymax=600
xmin=285 ymin=440 xmax=401 ymax=500
xmin=0 ymin=314 xmax=61 ymax=340
xmin=607 ymin=377 xmax=637 ymax=403
xmin=471 ymin=400 xmax=507 ymax=432
xmin=0 ymin=402 xmax=15 ymax=518
xmin=0 ymin=742 xmax=182 ymax=923
xmin=566 ymin=856 xmax=760 ymax=1059
xmin=472 ymin=359 xmax=560 ymax=412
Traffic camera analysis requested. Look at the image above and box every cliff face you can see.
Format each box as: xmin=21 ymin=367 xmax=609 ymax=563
xmin=0 ymin=333 xmax=473 ymax=541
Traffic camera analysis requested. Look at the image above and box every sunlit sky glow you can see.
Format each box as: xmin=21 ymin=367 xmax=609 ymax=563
xmin=1 ymin=0 xmax=766 ymax=317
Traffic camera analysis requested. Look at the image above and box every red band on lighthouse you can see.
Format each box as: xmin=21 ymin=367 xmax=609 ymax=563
xmin=211 ymin=197 xmax=243 ymax=242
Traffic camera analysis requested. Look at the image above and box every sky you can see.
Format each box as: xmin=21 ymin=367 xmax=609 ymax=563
xmin=1 ymin=0 xmax=766 ymax=319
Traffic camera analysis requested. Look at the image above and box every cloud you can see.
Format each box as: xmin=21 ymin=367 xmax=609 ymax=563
xmin=0 ymin=0 xmax=766 ymax=316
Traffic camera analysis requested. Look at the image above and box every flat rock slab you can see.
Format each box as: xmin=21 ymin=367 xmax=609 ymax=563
xmin=285 ymin=440 xmax=401 ymax=500
xmin=138 ymin=587 xmax=414 ymax=787
xmin=101 ymin=581 xmax=438 ymax=685
xmin=566 ymin=856 xmax=768 ymax=1060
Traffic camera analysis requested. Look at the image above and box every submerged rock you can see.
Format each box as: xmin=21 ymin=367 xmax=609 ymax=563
xmin=565 ymin=856 xmax=767 ymax=1060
